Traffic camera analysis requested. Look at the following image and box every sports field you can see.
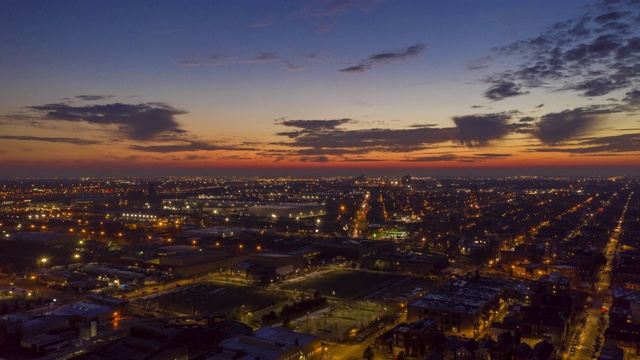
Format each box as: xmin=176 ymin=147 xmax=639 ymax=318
xmin=148 ymin=282 xmax=285 ymax=315
xmin=281 ymin=270 xmax=405 ymax=299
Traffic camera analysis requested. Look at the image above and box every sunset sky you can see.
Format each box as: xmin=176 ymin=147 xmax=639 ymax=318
xmin=1 ymin=0 xmax=640 ymax=177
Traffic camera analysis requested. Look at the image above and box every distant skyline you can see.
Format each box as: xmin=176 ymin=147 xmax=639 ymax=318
xmin=1 ymin=0 xmax=640 ymax=178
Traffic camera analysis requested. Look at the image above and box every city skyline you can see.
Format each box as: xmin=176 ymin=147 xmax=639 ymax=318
xmin=1 ymin=0 xmax=640 ymax=178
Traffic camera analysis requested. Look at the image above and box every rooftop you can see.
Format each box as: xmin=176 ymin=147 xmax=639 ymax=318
xmin=409 ymin=277 xmax=507 ymax=314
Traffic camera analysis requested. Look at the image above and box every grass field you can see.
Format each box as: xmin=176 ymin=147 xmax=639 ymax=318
xmin=149 ymin=282 xmax=285 ymax=315
xmin=281 ymin=270 xmax=405 ymax=299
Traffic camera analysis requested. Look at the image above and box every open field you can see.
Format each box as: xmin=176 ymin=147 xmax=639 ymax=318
xmin=282 ymin=270 xmax=405 ymax=300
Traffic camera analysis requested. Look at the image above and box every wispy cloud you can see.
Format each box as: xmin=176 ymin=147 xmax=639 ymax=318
xmin=240 ymin=53 xmax=279 ymax=64
xmin=340 ymin=43 xmax=426 ymax=73
xmin=284 ymin=60 xmax=306 ymax=71
xmin=179 ymin=55 xmax=234 ymax=67
xmin=288 ymin=0 xmax=382 ymax=20
xmin=0 ymin=135 xmax=100 ymax=145
xmin=180 ymin=52 xmax=306 ymax=72
xmin=401 ymin=154 xmax=460 ymax=162
xmin=75 ymin=95 xmax=113 ymax=101
xmin=251 ymin=16 xmax=274 ymax=28
xmin=401 ymin=152 xmax=513 ymax=163
xmin=277 ymin=118 xmax=352 ymax=131
xmin=130 ymin=140 xmax=254 ymax=153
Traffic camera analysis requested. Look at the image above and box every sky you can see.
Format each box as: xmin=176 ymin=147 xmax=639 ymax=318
xmin=1 ymin=0 xmax=640 ymax=178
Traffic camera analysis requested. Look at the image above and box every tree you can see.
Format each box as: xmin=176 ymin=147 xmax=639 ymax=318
xmin=282 ymin=317 xmax=294 ymax=330
xmin=363 ymin=346 xmax=375 ymax=360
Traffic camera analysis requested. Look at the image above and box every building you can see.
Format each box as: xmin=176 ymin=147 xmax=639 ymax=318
xmin=248 ymin=253 xmax=304 ymax=275
xmin=605 ymin=287 xmax=640 ymax=350
xmin=217 ymin=326 xmax=322 ymax=360
xmin=407 ymin=276 xmax=508 ymax=339
xmin=53 ymin=301 xmax=116 ymax=325
xmin=159 ymin=250 xmax=247 ymax=278
xmin=598 ymin=342 xmax=624 ymax=360
xmin=536 ymin=271 xmax=571 ymax=296
xmin=317 ymin=238 xmax=393 ymax=261
xmin=0 ymin=314 xmax=69 ymax=340
xmin=373 ymin=319 xmax=438 ymax=358
xmin=20 ymin=334 xmax=69 ymax=354
xmin=519 ymin=305 xmax=568 ymax=346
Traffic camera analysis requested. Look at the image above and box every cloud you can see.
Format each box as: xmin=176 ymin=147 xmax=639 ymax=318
xmin=623 ymin=89 xmax=640 ymax=106
xmin=179 ymin=54 xmax=234 ymax=67
xmin=594 ymin=11 xmax=630 ymax=24
xmin=275 ymin=118 xmax=456 ymax=157
xmin=288 ymin=0 xmax=381 ymax=20
xmin=75 ymin=95 xmax=113 ymax=101
xmin=480 ymin=1 xmax=640 ymax=101
xmin=453 ymin=113 xmax=511 ymax=147
xmin=484 ymin=81 xmax=529 ymax=101
xmin=474 ymin=153 xmax=513 ymax=159
xmin=408 ymin=124 xmax=438 ymax=128
xmin=401 ymin=154 xmax=459 ymax=162
xmin=241 ymin=53 xmax=279 ymax=64
xmin=251 ymin=16 xmax=274 ymax=28
xmin=508 ymin=122 xmax=535 ymax=134
xmin=278 ymin=118 xmax=352 ymax=130
xmin=340 ymin=64 xmax=371 ymax=73
xmin=283 ymin=60 xmax=306 ymax=71
xmin=300 ymin=155 xmax=330 ymax=162
xmin=340 ymin=43 xmax=426 ymax=73
xmin=402 ymin=152 xmax=513 ymax=163
xmin=181 ymin=53 xmax=306 ymax=72
xmin=533 ymin=133 xmax=640 ymax=154
xmin=26 ymin=102 xmax=186 ymax=141
xmin=130 ymin=140 xmax=256 ymax=153
xmin=0 ymin=135 xmax=100 ymax=145
xmin=535 ymin=107 xmax=606 ymax=145
xmin=570 ymin=78 xmax=626 ymax=97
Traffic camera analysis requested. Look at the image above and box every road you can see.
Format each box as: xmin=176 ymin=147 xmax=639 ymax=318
xmin=561 ymin=208 xmax=623 ymax=359
xmin=350 ymin=192 xmax=370 ymax=238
